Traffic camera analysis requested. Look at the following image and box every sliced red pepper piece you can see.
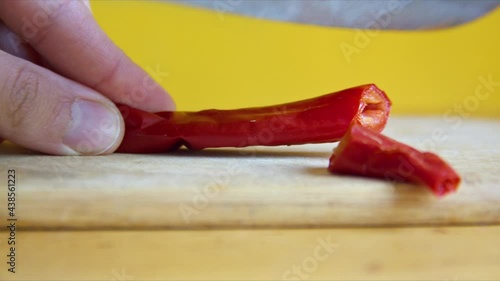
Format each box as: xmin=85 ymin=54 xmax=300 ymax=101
xmin=328 ymin=124 xmax=461 ymax=197
xmin=117 ymin=84 xmax=391 ymax=153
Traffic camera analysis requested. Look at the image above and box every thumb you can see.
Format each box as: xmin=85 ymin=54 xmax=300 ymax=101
xmin=0 ymin=51 xmax=124 ymax=155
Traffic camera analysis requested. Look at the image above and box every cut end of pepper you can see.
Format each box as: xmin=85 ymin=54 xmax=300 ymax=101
xmin=418 ymin=152 xmax=461 ymax=197
xmin=357 ymin=85 xmax=392 ymax=133
xmin=434 ymin=178 xmax=461 ymax=197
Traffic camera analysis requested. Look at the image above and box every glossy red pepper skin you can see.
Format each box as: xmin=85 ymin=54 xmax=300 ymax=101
xmin=117 ymin=84 xmax=391 ymax=153
xmin=328 ymin=124 xmax=461 ymax=197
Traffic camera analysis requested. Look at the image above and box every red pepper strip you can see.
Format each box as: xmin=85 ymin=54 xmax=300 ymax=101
xmin=117 ymin=84 xmax=391 ymax=153
xmin=328 ymin=124 xmax=461 ymax=197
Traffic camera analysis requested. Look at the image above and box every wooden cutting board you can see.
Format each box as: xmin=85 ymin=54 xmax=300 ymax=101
xmin=0 ymin=117 xmax=499 ymax=229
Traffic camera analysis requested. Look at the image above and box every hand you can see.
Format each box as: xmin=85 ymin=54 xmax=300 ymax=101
xmin=0 ymin=0 xmax=175 ymax=155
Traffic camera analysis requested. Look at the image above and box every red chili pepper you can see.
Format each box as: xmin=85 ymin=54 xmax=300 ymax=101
xmin=117 ymin=84 xmax=392 ymax=153
xmin=328 ymin=124 xmax=461 ymax=197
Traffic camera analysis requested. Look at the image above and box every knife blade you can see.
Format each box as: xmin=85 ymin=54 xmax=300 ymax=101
xmin=171 ymin=0 xmax=500 ymax=30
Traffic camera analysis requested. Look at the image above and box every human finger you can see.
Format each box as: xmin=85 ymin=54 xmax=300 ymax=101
xmin=0 ymin=0 xmax=175 ymax=112
xmin=0 ymin=50 xmax=124 ymax=155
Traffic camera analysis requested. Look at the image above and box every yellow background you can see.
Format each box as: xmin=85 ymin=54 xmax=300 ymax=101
xmin=92 ymin=1 xmax=499 ymax=117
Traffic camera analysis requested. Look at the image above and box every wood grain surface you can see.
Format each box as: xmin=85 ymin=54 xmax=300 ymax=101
xmin=0 ymin=117 xmax=499 ymax=229
xmin=1 ymin=226 xmax=500 ymax=280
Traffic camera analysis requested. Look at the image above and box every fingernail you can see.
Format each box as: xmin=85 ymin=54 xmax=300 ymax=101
xmin=63 ymin=100 xmax=121 ymax=155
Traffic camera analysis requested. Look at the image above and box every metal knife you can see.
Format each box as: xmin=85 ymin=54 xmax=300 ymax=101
xmin=171 ymin=0 xmax=500 ymax=30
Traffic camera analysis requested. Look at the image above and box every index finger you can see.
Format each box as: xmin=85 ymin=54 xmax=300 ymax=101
xmin=0 ymin=0 xmax=175 ymax=112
